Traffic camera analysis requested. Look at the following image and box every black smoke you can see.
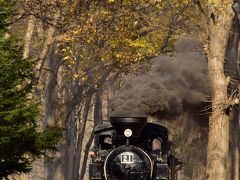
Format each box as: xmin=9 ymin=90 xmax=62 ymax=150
xmin=110 ymin=39 xmax=210 ymax=117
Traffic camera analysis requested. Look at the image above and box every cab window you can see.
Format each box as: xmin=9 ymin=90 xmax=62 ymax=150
xmin=99 ymin=135 xmax=112 ymax=150
xmin=152 ymin=138 xmax=162 ymax=151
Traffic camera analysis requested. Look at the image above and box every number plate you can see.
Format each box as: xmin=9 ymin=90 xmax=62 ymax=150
xmin=121 ymin=152 xmax=134 ymax=164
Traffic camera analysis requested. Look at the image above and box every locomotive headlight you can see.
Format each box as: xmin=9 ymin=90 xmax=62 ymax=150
xmin=124 ymin=129 xmax=132 ymax=137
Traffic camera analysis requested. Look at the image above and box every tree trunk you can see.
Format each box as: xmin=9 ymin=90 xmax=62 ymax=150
xmin=46 ymin=158 xmax=60 ymax=180
xmin=44 ymin=47 xmax=61 ymax=180
xmin=23 ymin=15 xmax=35 ymax=59
xmin=36 ymin=10 xmax=60 ymax=81
xmin=206 ymin=4 xmax=235 ymax=180
xmin=72 ymin=92 xmax=94 ymax=180
xmin=79 ymin=131 xmax=94 ymax=180
xmin=21 ymin=14 xmax=36 ymax=180
xmin=43 ymin=46 xmax=60 ymax=127
xmin=79 ymin=90 xmax=103 ymax=179
xmin=66 ymin=108 xmax=77 ymax=180
xmin=230 ymin=108 xmax=239 ymax=180
xmin=225 ymin=16 xmax=240 ymax=180
xmin=94 ymin=90 xmax=103 ymax=126
xmin=40 ymin=10 xmax=61 ymax=180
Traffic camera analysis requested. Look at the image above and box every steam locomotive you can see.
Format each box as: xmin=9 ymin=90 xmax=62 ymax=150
xmin=89 ymin=117 xmax=182 ymax=180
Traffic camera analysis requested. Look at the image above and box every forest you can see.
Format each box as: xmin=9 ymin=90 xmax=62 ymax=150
xmin=0 ymin=0 xmax=240 ymax=180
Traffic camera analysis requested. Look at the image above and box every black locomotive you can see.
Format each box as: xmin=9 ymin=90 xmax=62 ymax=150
xmin=89 ymin=117 xmax=182 ymax=180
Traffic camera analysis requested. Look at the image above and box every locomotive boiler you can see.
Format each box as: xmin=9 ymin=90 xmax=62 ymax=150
xmin=89 ymin=116 xmax=182 ymax=180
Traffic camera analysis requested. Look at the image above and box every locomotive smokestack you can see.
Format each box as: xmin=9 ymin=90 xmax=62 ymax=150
xmin=110 ymin=117 xmax=147 ymax=137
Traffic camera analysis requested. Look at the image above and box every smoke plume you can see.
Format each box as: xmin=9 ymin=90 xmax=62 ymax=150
xmin=110 ymin=39 xmax=210 ymax=116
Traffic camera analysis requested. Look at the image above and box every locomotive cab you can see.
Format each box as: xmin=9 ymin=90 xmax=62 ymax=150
xmin=89 ymin=117 xmax=181 ymax=180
